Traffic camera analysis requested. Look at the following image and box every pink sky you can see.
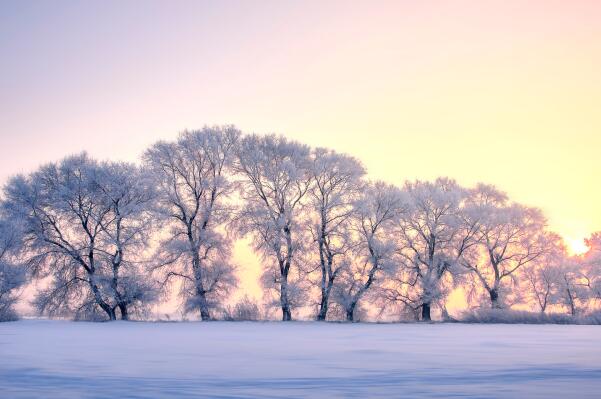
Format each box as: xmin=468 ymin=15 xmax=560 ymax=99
xmin=1 ymin=0 xmax=600 ymax=256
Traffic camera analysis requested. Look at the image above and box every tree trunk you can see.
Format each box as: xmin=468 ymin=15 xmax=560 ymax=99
xmin=190 ymin=279 xmax=211 ymax=320
xmin=191 ymin=250 xmax=211 ymax=321
xmin=94 ymin=297 xmax=115 ymax=321
xmin=317 ymin=276 xmax=335 ymax=321
xmin=540 ymin=299 xmax=547 ymax=314
xmin=118 ymin=303 xmax=129 ymax=320
xmin=489 ymin=288 xmax=501 ymax=309
xmin=317 ymin=264 xmax=328 ymax=321
xmin=111 ymin=265 xmax=129 ymax=320
xmin=421 ymin=302 xmax=431 ymax=321
xmin=89 ymin=278 xmax=116 ymax=321
xmin=280 ymin=274 xmax=292 ymax=321
xmin=316 ymin=231 xmax=329 ymax=321
xmin=281 ymin=227 xmax=294 ymax=321
xmin=197 ymin=288 xmax=211 ymax=321
xmin=87 ymin=249 xmax=115 ymax=321
xmin=317 ymin=293 xmax=328 ymax=321
xmin=282 ymin=306 xmax=292 ymax=321
xmin=98 ymin=301 xmax=115 ymax=320
xmin=567 ymin=288 xmax=576 ymax=316
xmin=346 ymin=302 xmax=356 ymax=322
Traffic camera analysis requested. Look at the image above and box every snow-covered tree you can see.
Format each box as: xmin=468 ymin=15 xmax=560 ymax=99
xmin=234 ymin=134 xmax=312 ymax=321
xmin=542 ymin=234 xmax=601 ymax=316
xmin=463 ymin=184 xmax=548 ymax=309
xmin=307 ymin=148 xmax=365 ymax=320
xmin=553 ymin=261 xmax=591 ymax=316
xmin=391 ymin=178 xmax=479 ymax=321
xmin=1 ymin=154 xmax=157 ymax=320
xmin=0 ymin=218 xmax=26 ymax=321
xmin=333 ymin=181 xmax=404 ymax=322
xmin=582 ymin=232 xmax=601 ymax=303
xmin=144 ymin=126 xmax=240 ymax=320
xmin=92 ymin=161 xmax=159 ymax=320
xmin=521 ymin=233 xmax=566 ymax=313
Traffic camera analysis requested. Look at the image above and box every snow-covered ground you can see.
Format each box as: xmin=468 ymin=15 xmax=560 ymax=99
xmin=1 ymin=320 xmax=600 ymax=398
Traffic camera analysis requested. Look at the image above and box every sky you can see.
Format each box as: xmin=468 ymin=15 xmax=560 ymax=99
xmin=1 ymin=1 xmax=600 ymax=310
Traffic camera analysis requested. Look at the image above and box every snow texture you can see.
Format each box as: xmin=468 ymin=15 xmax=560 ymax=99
xmin=1 ymin=320 xmax=600 ymax=398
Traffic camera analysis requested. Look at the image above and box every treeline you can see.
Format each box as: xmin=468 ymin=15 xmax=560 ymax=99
xmin=0 ymin=125 xmax=599 ymax=322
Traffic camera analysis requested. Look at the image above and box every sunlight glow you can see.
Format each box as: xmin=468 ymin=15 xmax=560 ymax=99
xmin=567 ymin=238 xmax=590 ymax=256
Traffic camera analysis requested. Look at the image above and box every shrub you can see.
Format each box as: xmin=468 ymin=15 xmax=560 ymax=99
xmin=460 ymin=308 xmax=575 ymax=324
xmin=221 ymin=296 xmax=263 ymax=321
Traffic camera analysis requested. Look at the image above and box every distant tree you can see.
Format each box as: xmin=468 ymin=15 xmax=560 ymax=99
xmin=463 ymin=184 xmax=548 ymax=309
xmin=543 ymin=234 xmax=601 ymax=316
xmin=522 ymin=233 xmax=566 ymax=313
xmin=2 ymin=154 xmax=157 ymax=320
xmin=0 ymin=218 xmax=26 ymax=321
xmin=390 ymin=178 xmax=479 ymax=321
xmin=307 ymin=148 xmax=365 ymax=320
xmin=333 ymin=181 xmax=404 ymax=322
xmin=234 ymin=134 xmax=312 ymax=321
xmin=583 ymin=232 xmax=601 ymax=303
xmin=554 ymin=261 xmax=591 ymax=316
xmin=144 ymin=126 xmax=240 ymax=320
